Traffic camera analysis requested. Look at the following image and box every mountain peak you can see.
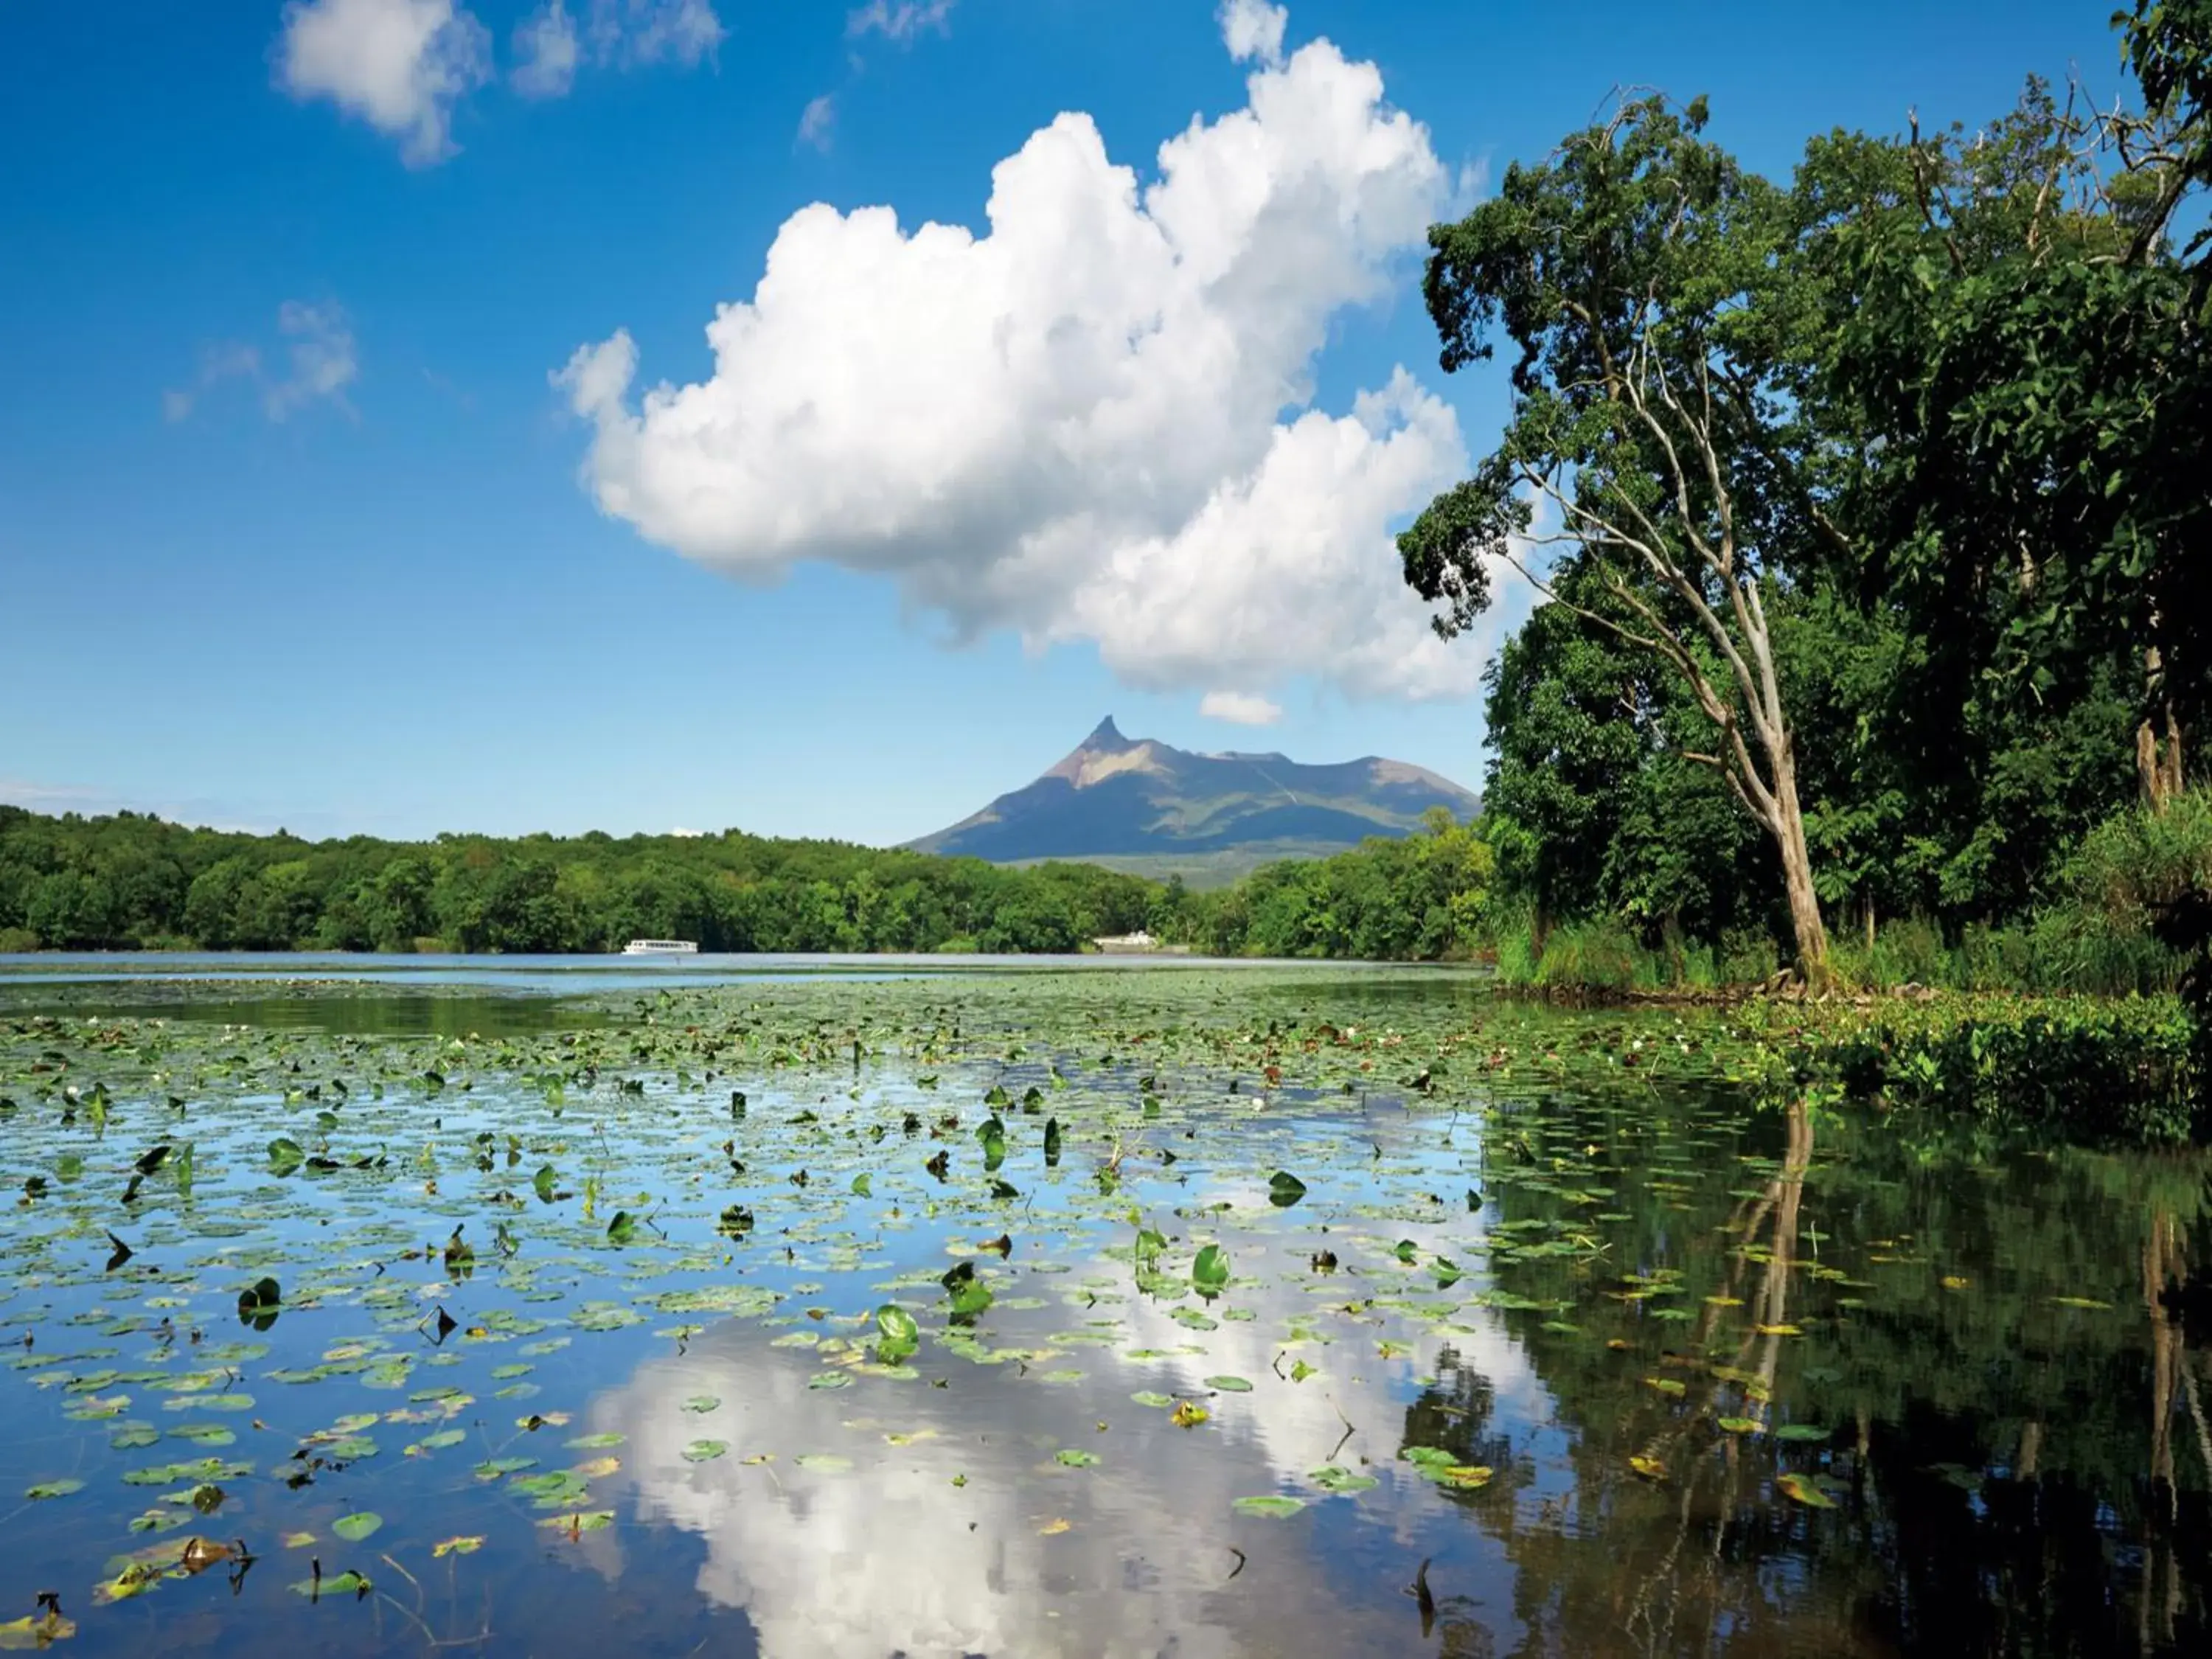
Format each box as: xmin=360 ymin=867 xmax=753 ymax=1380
xmin=902 ymin=720 xmax=1481 ymax=875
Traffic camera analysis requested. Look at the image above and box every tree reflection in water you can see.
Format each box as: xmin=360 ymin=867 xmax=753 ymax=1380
xmin=1399 ymin=1100 xmax=2212 ymax=1656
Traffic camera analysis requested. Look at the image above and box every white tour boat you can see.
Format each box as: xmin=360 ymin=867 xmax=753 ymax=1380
xmin=621 ymin=939 xmax=699 ymax=956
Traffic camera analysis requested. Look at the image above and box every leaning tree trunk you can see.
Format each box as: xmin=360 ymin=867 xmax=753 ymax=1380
xmin=1757 ymin=726 xmax=1832 ymax=988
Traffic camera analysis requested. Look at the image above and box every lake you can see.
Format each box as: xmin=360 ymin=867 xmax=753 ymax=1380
xmin=0 ymin=965 xmax=2205 ymax=1656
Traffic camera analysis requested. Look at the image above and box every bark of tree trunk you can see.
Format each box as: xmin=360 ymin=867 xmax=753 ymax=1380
xmin=1770 ymin=749 xmax=1832 ymax=987
xmin=2138 ymin=645 xmax=2186 ymax=813
xmin=2137 ymin=706 xmax=2185 ymax=813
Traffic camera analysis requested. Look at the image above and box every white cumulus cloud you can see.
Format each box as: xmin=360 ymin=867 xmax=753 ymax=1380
xmin=277 ymin=0 xmax=491 ymax=166
xmin=1200 ymin=691 xmax=1283 ymax=726
xmin=557 ymin=4 xmax=1480 ymax=703
xmin=1217 ymin=0 xmax=1287 ymax=67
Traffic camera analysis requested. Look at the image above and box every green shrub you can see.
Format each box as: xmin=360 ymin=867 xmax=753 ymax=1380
xmin=1674 ymin=941 xmax=1720 ymax=989
xmin=1869 ymin=917 xmax=1947 ymax=987
xmin=1718 ymin=927 xmax=1778 ymax=987
xmin=2020 ymin=910 xmax=2184 ymax=995
xmin=2065 ymin=789 xmax=2212 ymax=926
xmin=1533 ymin=919 xmax=1640 ymax=992
xmin=1809 ymin=994 xmax=2202 ymax=1143
xmin=0 ymin=925 xmax=39 ymax=953
xmin=1486 ymin=908 xmax=1541 ymax=985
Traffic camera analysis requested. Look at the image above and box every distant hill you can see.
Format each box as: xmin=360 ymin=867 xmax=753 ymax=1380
xmin=904 ymin=717 xmax=1480 ymax=883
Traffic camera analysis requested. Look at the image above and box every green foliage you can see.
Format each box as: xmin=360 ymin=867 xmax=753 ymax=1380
xmin=0 ymin=805 xmax=1161 ymax=956
xmin=1805 ymin=77 xmax=2211 ymax=768
xmin=1531 ymin=921 xmax=1641 ymax=993
xmin=1805 ymin=995 xmax=2204 ymax=1142
xmin=1478 ymin=584 xmax=1768 ymax=943
xmin=1194 ymin=810 xmax=1492 ymax=960
xmin=2063 ymin=787 xmax=2212 ymax=931
xmin=0 ymin=804 xmax=1498 ymax=965
xmin=1399 ymin=25 xmax=2212 ymax=1015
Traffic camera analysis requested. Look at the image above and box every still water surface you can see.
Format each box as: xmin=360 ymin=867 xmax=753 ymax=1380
xmin=0 ymin=970 xmax=2203 ymax=1656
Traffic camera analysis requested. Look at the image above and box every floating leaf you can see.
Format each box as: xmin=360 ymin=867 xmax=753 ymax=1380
xmin=1267 ymin=1171 xmax=1308 ymax=1207
xmin=538 ymin=1512 xmax=614 ymax=1534
xmin=1308 ymin=1464 xmax=1377 ymax=1494
xmin=331 ymin=1513 xmax=382 ymax=1543
xmin=1231 ymin=1495 xmax=1305 ymax=1517
xmin=0 ymin=1609 xmax=76 ymax=1647
xmin=1777 ymin=1472 xmax=1837 ymax=1508
xmin=291 ymin=1571 xmax=372 ymax=1599
xmin=1204 ymin=1375 xmax=1252 ymax=1393
xmin=681 ymin=1440 xmax=729 ymax=1463
xmin=431 ymin=1536 xmax=484 ymax=1558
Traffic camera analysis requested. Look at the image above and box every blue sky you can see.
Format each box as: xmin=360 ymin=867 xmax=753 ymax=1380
xmin=1 ymin=0 xmax=2131 ymax=846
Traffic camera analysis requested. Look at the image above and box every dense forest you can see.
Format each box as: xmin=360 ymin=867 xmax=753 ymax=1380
xmin=1397 ymin=0 xmax=2212 ymax=999
xmin=0 ymin=801 xmax=1498 ymax=964
xmin=0 ymin=806 xmax=1166 ymax=956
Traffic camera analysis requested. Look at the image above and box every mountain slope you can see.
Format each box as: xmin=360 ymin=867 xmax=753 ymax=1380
xmin=904 ymin=717 xmax=1479 ymax=870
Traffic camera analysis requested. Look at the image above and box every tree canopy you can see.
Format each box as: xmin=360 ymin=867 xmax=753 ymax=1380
xmin=1404 ymin=3 xmax=2212 ymax=999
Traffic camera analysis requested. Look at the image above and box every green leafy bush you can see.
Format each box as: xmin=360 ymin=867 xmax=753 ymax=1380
xmin=1806 ymin=995 xmax=2202 ymax=1143
xmin=1531 ymin=920 xmax=1641 ymax=993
